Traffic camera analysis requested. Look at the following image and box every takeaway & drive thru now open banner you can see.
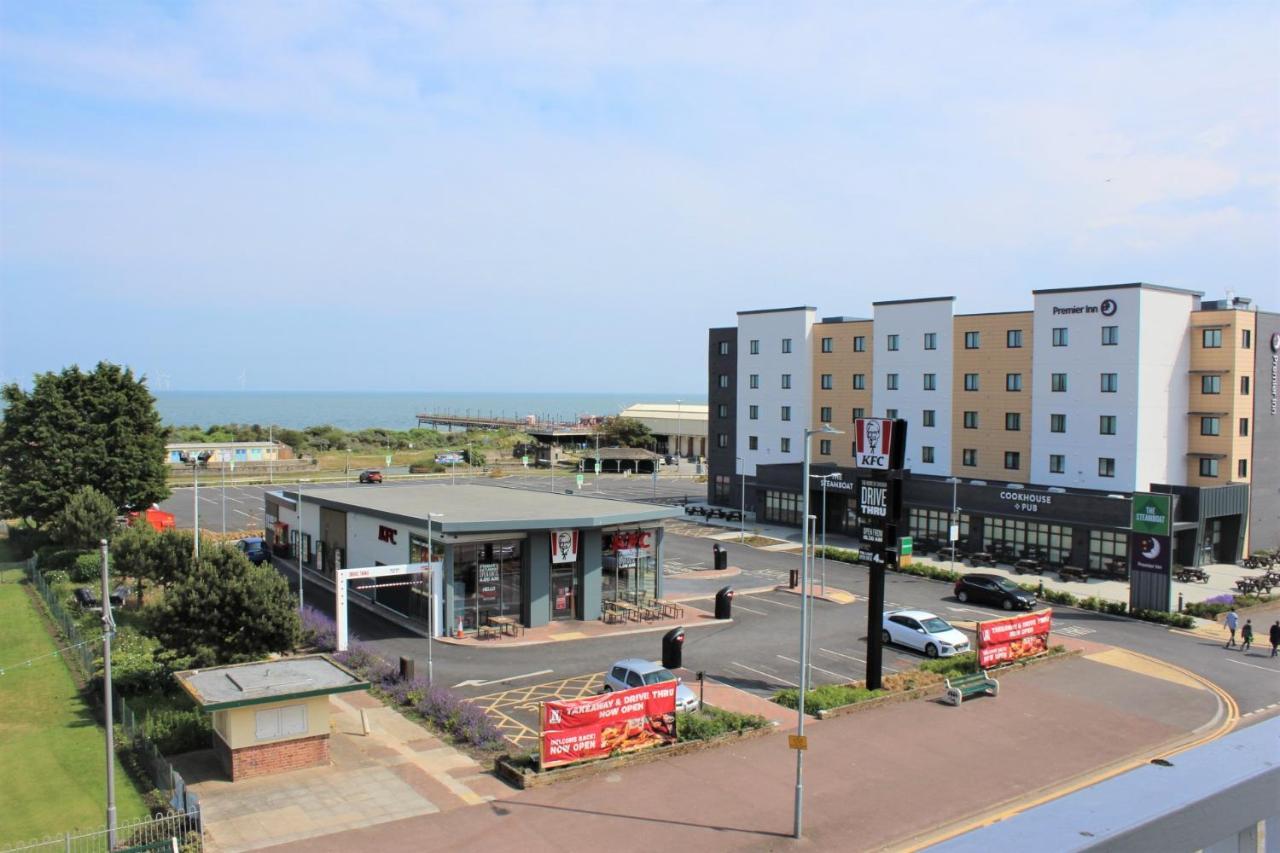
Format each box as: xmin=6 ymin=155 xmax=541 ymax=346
xmin=540 ymin=683 xmax=677 ymax=768
xmin=977 ymin=609 xmax=1053 ymax=668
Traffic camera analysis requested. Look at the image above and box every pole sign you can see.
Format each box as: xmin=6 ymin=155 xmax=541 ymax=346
xmin=858 ymin=479 xmax=890 ymax=564
xmin=1131 ymin=493 xmax=1172 ymax=536
xmin=853 ymin=418 xmax=895 ymax=470
xmin=577 ymin=473 xmax=585 ymax=488
xmin=336 ymin=561 xmax=435 ymax=651
xmin=1129 ymin=492 xmax=1173 ymax=612
xmin=899 ymin=536 xmax=913 ymax=557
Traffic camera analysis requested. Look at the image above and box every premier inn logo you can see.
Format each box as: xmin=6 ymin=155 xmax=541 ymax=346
xmin=1135 ymin=502 xmax=1166 ymax=526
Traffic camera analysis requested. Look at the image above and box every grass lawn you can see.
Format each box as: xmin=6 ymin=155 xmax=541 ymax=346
xmin=0 ymin=575 xmax=151 ymax=845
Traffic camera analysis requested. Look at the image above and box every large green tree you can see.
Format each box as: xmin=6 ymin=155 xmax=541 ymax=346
xmin=599 ymin=417 xmax=655 ymax=449
xmin=52 ymin=485 xmax=118 ymax=548
xmin=0 ymin=362 xmax=169 ymax=524
xmin=151 ymin=546 xmax=300 ymax=668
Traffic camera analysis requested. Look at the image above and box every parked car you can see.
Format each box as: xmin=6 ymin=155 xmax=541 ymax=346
xmin=238 ymin=537 xmax=271 ymax=565
xmin=603 ymin=658 xmax=700 ymax=712
xmin=359 ymin=469 xmax=384 ymax=484
xmin=73 ymin=587 xmax=100 ymax=609
xmin=881 ymin=610 xmax=970 ymax=658
xmin=954 ymin=573 xmax=1037 ymax=611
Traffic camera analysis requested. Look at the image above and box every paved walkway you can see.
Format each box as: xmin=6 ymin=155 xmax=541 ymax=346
xmin=263 ymin=641 xmax=1232 ymax=853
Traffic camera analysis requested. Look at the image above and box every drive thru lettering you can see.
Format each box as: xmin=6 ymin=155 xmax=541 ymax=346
xmin=861 ymin=482 xmax=888 ymax=517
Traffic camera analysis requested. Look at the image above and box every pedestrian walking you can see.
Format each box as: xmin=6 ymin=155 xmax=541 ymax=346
xmin=1240 ymin=619 xmax=1253 ymax=653
xmin=1223 ymin=608 xmax=1239 ymax=648
xmin=1270 ymin=621 xmax=1280 ymax=658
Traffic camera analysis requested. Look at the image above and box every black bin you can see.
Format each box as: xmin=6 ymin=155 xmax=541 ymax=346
xmin=713 ymin=544 xmax=728 ymax=571
xmin=714 ymin=586 xmax=734 ymax=620
xmin=662 ymin=627 xmax=685 ymax=669
xmin=400 ymin=656 xmax=416 ymax=681
xmin=789 ymin=568 xmax=799 ymax=589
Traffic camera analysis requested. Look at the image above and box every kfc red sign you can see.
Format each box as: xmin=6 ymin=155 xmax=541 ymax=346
xmin=854 ymin=418 xmax=894 ymax=470
xmin=608 ymin=531 xmax=651 ymax=551
xmin=378 ymin=525 xmax=398 ymax=544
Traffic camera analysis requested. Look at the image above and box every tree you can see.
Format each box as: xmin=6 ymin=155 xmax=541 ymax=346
xmin=599 ymin=417 xmax=655 ymax=449
xmin=0 ymin=362 xmax=169 ymax=525
xmin=52 ymin=485 xmax=118 ymax=549
xmin=151 ymin=546 xmax=300 ymax=668
xmin=112 ymin=522 xmax=159 ymax=605
xmin=150 ymin=528 xmax=199 ymax=588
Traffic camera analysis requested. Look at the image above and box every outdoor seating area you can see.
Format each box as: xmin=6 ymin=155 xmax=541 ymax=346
xmin=684 ymin=505 xmax=744 ymax=522
xmin=601 ymin=591 xmax=685 ymax=624
xmin=1234 ymin=573 xmax=1276 ymax=595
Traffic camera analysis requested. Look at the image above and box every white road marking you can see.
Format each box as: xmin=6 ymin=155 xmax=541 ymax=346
xmin=819 ymin=647 xmax=866 ymax=664
xmin=752 ymin=595 xmax=800 ymax=610
xmin=946 ymin=606 xmax=990 ymax=615
xmin=1227 ymin=658 xmax=1280 ymax=672
xmin=451 ymin=669 xmax=554 ymax=689
xmin=730 ymin=661 xmax=798 ymax=687
xmin=732 ymin=604 xmax=769 ymax=616
xmin=776 ymin=654 xmax=854 ymax=682
xmin=234 ymin=509 xmax=254 ymax=518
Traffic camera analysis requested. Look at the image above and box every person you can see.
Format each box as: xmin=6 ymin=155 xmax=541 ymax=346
xmin=1223 ymin=608 xmax=1239 ymax=649
xmin=1270 ymin=621 xmax=1279 ymax=658
xmin=1240 ymin=619 xmax=1253 ymax=653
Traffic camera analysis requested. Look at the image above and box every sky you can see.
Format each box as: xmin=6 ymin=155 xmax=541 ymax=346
xmin=1 ymin=1 xmax=1276 ymax=392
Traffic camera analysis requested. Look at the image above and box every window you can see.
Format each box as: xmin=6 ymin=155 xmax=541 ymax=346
xmin=716 ymin=403 xmax=728 ymax=418
xmin=1100 ymin=373 xmax=1118 ymax=393
xmin=1050 ymin=413 xmax=1066 ymax=433
xmin=964 ymin=373 xmax=979 ymax=391
xmin=963 ymin=411 xmax=978 ymax=429
xmin=1051 ymin=327 xmax=1068 ymax=347
xmin=1005 ymin=412 xmax=1021 ymax=431
xmin=1004 ymin=451 xmax=1020 ymax=470
xmin=1202 ymin=328 xmax=1222 ymax=348
xmin=1238 ymin=459 xmax=1248 ymax=478
xmin=718 ymin=374 xmax=730 ymax=388
xmin=1241 ymin=376 xmax=1250 ymax=395
xmin=922 ymin=409 xmax=936 ymax=427
xmin=718 ymin=341 xmax=730 ymax=355
xmin=1006 ymin=373 xmax=1022 ymax=392
xmin=1201 ymin=375 xmax=1221 ymax=394
xmin=1200 ymin=417 xmax=1220 ymax=436
xmin=923 ymin=373 xmax=937 ymax=390
xmin=1239 ymin=417 xmax=1249 ymax=437
xmin=1088 ymin=530 xmax=1128 ymax=573
xmin=821 ymin=337 xmax=833 ymax=353
xmin=1199 ymin=458 xmax=1219 ymax=477
xmin=1099 ymin=415 xmax=1116 ymax=435
xmin=819 ymin=439 xmax=831 ymax=455
xmin=854 ymin=336 xmax=866 ymax=352
xmin=1051 ymin=373 xmax=1067 ymax=392
xmin=851 ymin=407 xmax=865 ymax=420
xmin=1242 ymin=329 xmax=1252 ymax=349
xmin=712 ymin=474 xmax=730 ymax=503
xmin=885 ymin=408 xmax=898 ymax=419
xmin=782 ymin=338 xmax=793 ymax=353
xmin=853 ymin=373 xmax=866 ymax=390
xmin=1006 ymin=329 xmax=1022 ymax=348
xmin=964 ymin=331 xmax=980 ymax=349
xmin=748 ymin=435 xmax=758 ymax=450
xmin=1098 ymin=457 xmax=1115 ymax=478
xmin=780 ymin=437 xmax=791 ymax=453
xmin=820 ymin=373 xmax=833 ymax=390
xmin=749 ymin=339 xmax=759 ymax=355
xmin=255 ymin=705 xmax=307 ymax=741
xmin=923 ymin=332 xmax=937 ymax=350
xmin=781 ymin=374 xmax=792 ymax=389
xmin=1102 ymin=326 xmax=1118 ymax=346
xmin=886 ymin=373 xmax=899 ymax=390
xmin=921 ymin=446 xmax=935 ymax=463
xmin=781 ymin=405 xmax=791 ymax=421
xmin=717 ymin=433 xmax=728 ymax=448
xmin=887 ymin=334 xmax=900 ymax=351
xmin=820 ymin=406 xmax=832 ymax=422
xmin=962 ymin=449 xmax=977 ymax=467
xmin=763 ymin=489 xmax=802 ymax=525
xmin=1049 ymin=454 xmax=1065 ymax=474
xmin=749 ymin=374 xmax=759 ymax=389
xmin=749 ymin=404 xmax=759 ymax=420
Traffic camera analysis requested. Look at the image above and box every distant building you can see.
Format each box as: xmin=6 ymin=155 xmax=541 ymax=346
xmin=619 ymin=403 xmax=708 ymax=460
xmin=165 ymin=441 xmax=292 ymax=466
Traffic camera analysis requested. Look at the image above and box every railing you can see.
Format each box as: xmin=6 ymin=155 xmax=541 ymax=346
xmin=1 ymin=808 xmax=201 ymax=853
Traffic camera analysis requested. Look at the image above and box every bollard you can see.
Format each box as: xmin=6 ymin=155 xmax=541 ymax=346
xmin=399 ymin=656 xmax=415 ymax=682
xmin=1177 ymin=592 xmax=1184 ymax=613
xmin=1038 ymin=580 xmax=1044 ymax=598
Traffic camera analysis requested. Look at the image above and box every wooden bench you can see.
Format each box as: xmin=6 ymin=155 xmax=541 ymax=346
xmin=944 ymin=671 xmax=1000 ymax=706
xmin=476 ymin=624 xmax=502 ymax=640
xmin=724 ymin=510 xmax=743 ymax=522
xmin=1058 ymin=566 xmax=1087 ymax=582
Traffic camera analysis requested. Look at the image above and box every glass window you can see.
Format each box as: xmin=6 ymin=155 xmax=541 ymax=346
xmin=851 ymin=407 xmax=865 ymax=420
xmin=985 ymin=519 xmax=1072 ymax=564
xmin=749 ymin=339 xmax=759 ymax=355
xmin=964 ymin=373 xmax=979 ymax=391
xmin=887 ymin=373 xmax=899 ymax=390
xmin=923 ymin=373 xmax=937 ymax=390
xmin=887 ymin=334 xmax=900 ymax=351
xmin=1050 ymin=413 xmax=1066 ymax=432
xmin=718 ymin=374 xmax=729 ymax=388
xmin=718 ymin=341 xmax=730 ymax=355
xmin=962 ymin=449 xmax=977 ymax=466
xmin=965 ymin=331 xmax=980 ymax=349
xmin=854 ymin=336 xmax=866 ymax=352
xmin=1100 ymin=415 xmax=1116 ymax=435
xmin=1241 ymin=376 xmax=1250 ymax=395
xmin=853 ymin=373 xmax=866 ymax=390
xmin=921 ymin=446 xmax=935 ymax=463
xmin=763 ymin=489 xmax=802 ymax=525
xmin=603 ymin=529 xmax=657 ymax=603
xmin=1089 ymin=530 xmax=1127 ymax=573
xmin=1100 ymin=373 xmax=1118 ymax=393
xmin=781 ymin=374 xmax=792 ymax=389
xmin=781 ymin=405 xmax=791 ymax=421
xmin=712 ymin=475 xmax=730 ymax=503
xmin=820 ymin=374 xmax=833 ymax=390
xmin=924 ymin=332 xmax=937 ymax=350
xmin=1101 ymin=326 xmax=1118 ymax=346
xmin=1006 ymin=329 xmax=1022 ymax=348
xmin=819 ymin=439 xmax=831 ymax=455
xmin=1242 ymin=329 xmax=1252 ymax=348
xmin=1201 ymin=375 xmax=1221 ymax=394
xmin=909 ymin=508 xmax=970 ymax=543
xmin=1201 ymin=417 xmax=1220 ymax=436
xmin=716 ymin=403 xmax=727 ymax=418
xmin=1049 ymin=454 xmax=1065 ymax=474
xmin=451 ymin=539 xmax=525 ymax=631
xmin=1098 ymin=457 xmax=1115 ymax=478
xmin=780 ymin=437 xmax=791 ymax=453
xmin=1239 ymin=417 xmax=1249 ymax=437
xmin=922 ymin=409 xmax=936 ymax=427
xmin=1005 ymin=412 xmax=1021 ymax=431
xmin=1238 ymin=459 xmax=1248 ymax=478
xmin=1052 ymin=327 xmax=1068 ymax=347
xmin=782 ymin=338 xmax=793 ymax=353
xmin=885 ymin=408 xmax=898 ymax=419
xmin=1004 ymin=451 xmax=1020 ymax=470
xmin=1006 ymin=373 xmax=1022 ymax=391
xmin=963 ymin=411 xmax=978 ymax=429
xmin=1052 ymin=373 xmax=1067 ymax=392
xmin=1202 ymin=328 xmax=1222 ymax=348
xmin=1199 ymin=458 xmax=1219 ymax=477
xmin=717 ymin=433 xmax=728 ymax=448
xmin=820 ymin=406 xmax=832 ymax=422
xmin=749 ymin=404 xmax=759 ymax=420
xmin=749 ymin=374 xmax=759 ymax=389
xmin=821 ymin=337 xmax=833 ymax=353
xmin=748 ymin=435 xmax=758 ymax=450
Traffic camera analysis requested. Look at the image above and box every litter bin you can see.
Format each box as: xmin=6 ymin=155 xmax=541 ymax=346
xmin=662 ymin=627 xmax=685 ymax=669
xmin=399 ymin=656 xmax=415 ymax=682
xmin=714 ymin=586 xmax=734 ymax=620
xmin=789 ymin=568 xmax=799 ymax=589
xmin=712 ymin=543 xmax=728 ymax=571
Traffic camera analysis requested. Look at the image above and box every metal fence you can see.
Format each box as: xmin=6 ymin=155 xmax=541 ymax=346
xmin=1 ymin=808 xmax=201 ymax=853
xmin=19 ymin=557 xmax=203 ymax=837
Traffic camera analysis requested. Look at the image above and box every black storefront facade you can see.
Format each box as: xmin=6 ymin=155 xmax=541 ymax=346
xmin=747 ymin=463 xmax=1248 ymax=574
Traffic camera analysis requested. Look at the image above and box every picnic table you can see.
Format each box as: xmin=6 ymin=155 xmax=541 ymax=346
xmin=1174 ymin=567 xmax=1209 ymax=583
xmin=1057 ymin=566 xmax=1087 ymax=582
xmin=1013 ymin=558 xmax=1043 ymax=575
xmin=486 ymin=615 xmax=524 ymax=638
xmin=936 ymin=547 xmax=966 ymax=563
xmin=968 ymin=551 xmax=997 ymax=568
xmin=724 ymin=510 xmax=743 ymax=522
xmin=1236 ymin=577 xmax=1274 ymax=595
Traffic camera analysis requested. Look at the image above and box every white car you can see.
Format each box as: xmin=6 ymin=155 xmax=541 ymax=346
xmin=881 ymin=610 xmax=971 ymax=658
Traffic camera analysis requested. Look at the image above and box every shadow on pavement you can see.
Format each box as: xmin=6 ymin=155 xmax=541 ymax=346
xmin=487 ymin=799 xmax=793 ymax=840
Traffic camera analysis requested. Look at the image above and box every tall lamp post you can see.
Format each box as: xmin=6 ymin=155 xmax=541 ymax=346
xmin=947 ymin=477 xmax=961 ymax=575
xmin=736 ymin=456 xmax=746 ymax=543
xmin=795 ymin=423 xmax=842 ymax=840
xmin=296 ymin=480 xmax=310 ymax=612
xmin=675 ymin=399 xmax=682 ymax=468
xmin=811 ymin=472 xmax=842 ymax=595
xmin=99 ymin=539 xmax=117 ymax=847
xmin=426 ymin=511 xmax=444 ymax=683
xmin=177 ymin=452 xmax=208 ymax=560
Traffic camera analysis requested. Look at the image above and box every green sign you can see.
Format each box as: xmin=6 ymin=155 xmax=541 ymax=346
xmin=522 ymin=455 xmax=530 ymax=467
xmin=385 ymin=454 xmax=392 ymax=466
xmin=1131 ymin=493 xmax=1172 ymax=536
xmin=899 ymin=536 xmax=913 ymax=556
xmin=576 ymin=473 xmax=584 ymax=488
xmin=594 ymin=462 xmax=602 ymax=474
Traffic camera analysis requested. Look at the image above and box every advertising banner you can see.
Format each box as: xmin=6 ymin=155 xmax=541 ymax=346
xmin=477 ymin=563 xmax=500 ymax=602
xmin=976 ymin=609 xmax=1053 ymax=668
xmin=550 ymin=530 xmax=580 ymax=564
xmin=853 ymin=418 xmax=895 ymax=470
xmin=540 ymin=683 xmax=678 ymax=768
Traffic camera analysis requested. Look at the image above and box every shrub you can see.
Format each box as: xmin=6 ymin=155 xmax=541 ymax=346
xmin=333 ymin=642 xmax=397 ymax=685
xmin=773 ymin=682 xmax=885 ymax=712
xmin=676 ymin=707 xmax=769 ymax=742
xmin=42 ymin=569 xmax=71 ymax=586
xmin=105 ymin=629 xmax=170 ymax=696
xmin=919 ymin=652 xmax=977 ymax=678
xmin=71 ymin=552 xmax=103 ymax=582
xmin=1131 ymin=609 xmax=1194 ymax=629
xmin=300 ymin=605 xmax=338 ymax=651
xmin=39 ymin=547 xmax=88 ymax=574
xmin=142 ymin=708 xmax=211 ymax=755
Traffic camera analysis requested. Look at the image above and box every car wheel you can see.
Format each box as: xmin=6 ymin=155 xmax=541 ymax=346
xmin=1002 ymin=598 xmax=1014 ymax=611
xmin=925 ymin=643 xmax=939 ymax=658
xmin=957 ymin=590 xmax=969 ymax=603
xmin=881 ymin=629 xmax=892 ymax=647
xmin=603 ymin=685 xmax=613 ymax=692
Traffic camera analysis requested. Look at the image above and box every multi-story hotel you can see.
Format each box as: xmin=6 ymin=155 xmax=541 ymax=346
xmin=707 ymin=284 xmax=1278 ymax=571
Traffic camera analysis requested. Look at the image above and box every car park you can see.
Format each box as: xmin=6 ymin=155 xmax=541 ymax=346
xmin=359 ymin=470 xmax=384 ymax=484
xmin=881 ymin=610 xmax=970 ymax=658
xmin=237 ymin=537 xmax=271 ymax=565
xmin=603 ymin=658 xmax=700 ymax=712
xmin=954 ymin=573 xmax=1037 ymax=611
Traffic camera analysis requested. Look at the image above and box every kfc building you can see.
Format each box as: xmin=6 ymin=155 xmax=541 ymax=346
xmin=265 ymin=484 xmax=680 ymax=636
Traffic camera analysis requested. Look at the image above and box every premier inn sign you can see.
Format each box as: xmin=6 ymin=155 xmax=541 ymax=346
xmin=1130 ymin=493 xmax=1171 ymax=536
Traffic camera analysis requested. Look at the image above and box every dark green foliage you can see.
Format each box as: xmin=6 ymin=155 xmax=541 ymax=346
xmin=150 ymin=528 xmax=198 ymax=588
xmin=150 ymin=545 xmax=300 ymax=668
xmin=773 ymin=683 xmax=885 ymax=711
xmin=141 ymin=709 xmax=211 ymax=755
xmin=675 ymin=708 xmax=769 ymax=741
xmin=37 ymin=547 xmax=88 ymax=574
xmin=71 ymin=552 xmax=103 ymax=583
xmin=599 ymin=417 xmax=655 ymax=449
xmin=0 ymin=362 xmax=169 ymax=524
xmin=53 ymin=486 xmax=118 ymax=549
xmin=919 ymin=652 xmax=978 ymax=678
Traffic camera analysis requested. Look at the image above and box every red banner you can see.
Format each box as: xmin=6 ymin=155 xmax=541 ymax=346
xmin=977 ymin=609 xmax=1053 ymax=668
xmin=540 ymin=683 xmax=677 ymax=768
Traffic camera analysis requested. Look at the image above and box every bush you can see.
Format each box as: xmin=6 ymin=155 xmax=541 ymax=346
xmin=773 ymin=682 xmax=885 ymax=712
xmin=105 ymin=629 xmax=171 ymax=696
xmin=919 ymin=652 xmax=977 ymax=678
xmin=142 ymin=708 xmax=211 ymax=755
xmin=71 ymin=552 xmax=103 ymax=582
xmin=38 ymin=547 xmax=88 ymax=574
xmin=1131 ymin=609 xmax=1195 ymax=629
xmin=300 ymin=605 xmax=338 ymax=651
xmin=1183 ymin=594 xmax=1272 ymax=620
xmin=42 ymin=569 xmax=71 ymax=586
xmin=676 ymin=707 xmax=769 ymax=742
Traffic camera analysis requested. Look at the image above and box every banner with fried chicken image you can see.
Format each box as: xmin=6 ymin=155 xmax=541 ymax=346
xmin=977 ymin=609 xmax=1053 ymax=668
xmin=540 ymin=684 xmax=678 ymax=768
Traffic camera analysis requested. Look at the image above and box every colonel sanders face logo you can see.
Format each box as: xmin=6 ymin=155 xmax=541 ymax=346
xmin=556 ymin=532 xmax=575 ymax=561
xmin=866 ymin=420 xmax=881 ymax=452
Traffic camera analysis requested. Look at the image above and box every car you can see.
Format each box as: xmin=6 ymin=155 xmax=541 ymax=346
xmin=881 ymin=610 xmax=971 ymax=658
xmin=954 ymin=573 xmax=1038 ymax=611
xmin=603 ymin=658 xmax=700 ymax=713
xmin=359 ymin=470 xmax=384 ymax=484
xmin=238 ymin=537 xmax=271 ymax=565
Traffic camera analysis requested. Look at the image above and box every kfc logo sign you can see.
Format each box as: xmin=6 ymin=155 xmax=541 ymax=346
xmin=551 ymin=530 xmax=580 ymax=564
xmin=378 ymin=525 xmax=398 ymax=544
xmin=854 ymin=418 xmax=894 ymax=470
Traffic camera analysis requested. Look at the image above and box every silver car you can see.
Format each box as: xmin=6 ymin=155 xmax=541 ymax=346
xmin=603 ymin=658 xmax=700 ymax=712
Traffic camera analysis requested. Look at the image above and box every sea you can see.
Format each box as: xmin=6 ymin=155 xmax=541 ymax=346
xmin=153 ymin=391 xmax=707 ymax=430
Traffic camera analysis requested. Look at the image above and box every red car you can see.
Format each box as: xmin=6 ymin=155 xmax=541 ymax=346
xmin=359 ymin=470 xmax=383 ymax=484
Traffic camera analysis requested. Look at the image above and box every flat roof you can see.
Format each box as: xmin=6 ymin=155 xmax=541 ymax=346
xmin=1032 ymin=282 xmax=1203 ymax=297
xmin=175 ymin=655 xmax=367 ymax=711
xmin=872 ymin=296 xmax=956 ymax=306
xmin=166 ymin=441 xmax=279 ymax=449
xmin=276 ymin=483 xmax=682 ymax=533
xmin=737 ymin=306 xmax=815 ymax=316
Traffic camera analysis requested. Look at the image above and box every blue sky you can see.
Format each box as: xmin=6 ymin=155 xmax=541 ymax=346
xmin=1 ymin=1 xmax=1276 ymax=392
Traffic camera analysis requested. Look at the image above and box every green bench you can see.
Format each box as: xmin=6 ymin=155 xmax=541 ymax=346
xmin=944 ymin=671 xmax=999 ymax=706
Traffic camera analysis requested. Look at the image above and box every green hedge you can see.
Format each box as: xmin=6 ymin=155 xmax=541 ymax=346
xmin=919 ymin=652 xmax=977 ymax=678
xmin=772 ymin=682 xmax=885 ymax=712
xmin=676 ymin=707 xmax=770 ymax=741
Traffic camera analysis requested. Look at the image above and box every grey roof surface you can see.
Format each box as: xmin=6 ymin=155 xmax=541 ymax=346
xmin=175 ymin=655 xmax=367 ymax=710
xmin=279 ymin=483 xmax=681 ymax=533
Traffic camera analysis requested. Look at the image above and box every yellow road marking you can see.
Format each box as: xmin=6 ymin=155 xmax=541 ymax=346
xmin=1084 ymin=648 xmax=1207 ymax=690
xmin=471 ymin=674 xmax=604 ymax=747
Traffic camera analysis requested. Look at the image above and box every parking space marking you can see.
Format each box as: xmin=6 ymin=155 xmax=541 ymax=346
xmin=750 ymin=595 xmax=800 ymax=610
xmin=819 ymin=647 xmax=865 ymax=664
xmin=1227 ymin=658 xmax=1280 ymax=673
xmin=776 ymin=654 xmax=855 ymax=682
xmin=731 ymin=603 xmax=770 ymax=616
xmin=729 ymin=661 xmax=798 ymax=688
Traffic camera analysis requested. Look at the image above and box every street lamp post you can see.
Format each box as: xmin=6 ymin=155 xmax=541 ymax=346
xmin=178 ymin=452 xmax=204 ymax=560
xmin=809 ymin=472 xmax=842 ymax=595
xmin=99 ymin=539 xmax=117 ymax=848
xmin=736 ymin=456 xmax=746 ymax=543
xmin=795 ymin=423 xmax=842 ymax=840
xmin=426 ymin=512 xmax=443 ymax=683
xmin=947 ymin=477 xmax=961 ymax=576
xmin=675 ymin=399 xmax=682 ymax=469
xmin=296 ymin=481 xmax=310 ymax=613
xmin=221 ymin=455 xmax=227 ymax=534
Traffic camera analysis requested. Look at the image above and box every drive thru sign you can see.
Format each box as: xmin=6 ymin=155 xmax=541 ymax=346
xmin=854 ymin=418 xmax=895 ymax=470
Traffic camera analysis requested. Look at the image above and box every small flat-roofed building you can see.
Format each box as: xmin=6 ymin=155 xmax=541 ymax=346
xmin=175 ymin=655 xmax=368 ymax=781
xmin=582 ymin=447 xmax=663 ymax=473
xmin=165 ymin=441 xmax=292 ymax=466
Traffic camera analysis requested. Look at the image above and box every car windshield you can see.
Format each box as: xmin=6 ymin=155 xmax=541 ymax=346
xmin=994 ymin=578 xmax=1020 ymax=592
xmin=641 ymin=669 xmax=676 ymax=685
xmin=921 ymin=617 xmax=952 ymax=633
